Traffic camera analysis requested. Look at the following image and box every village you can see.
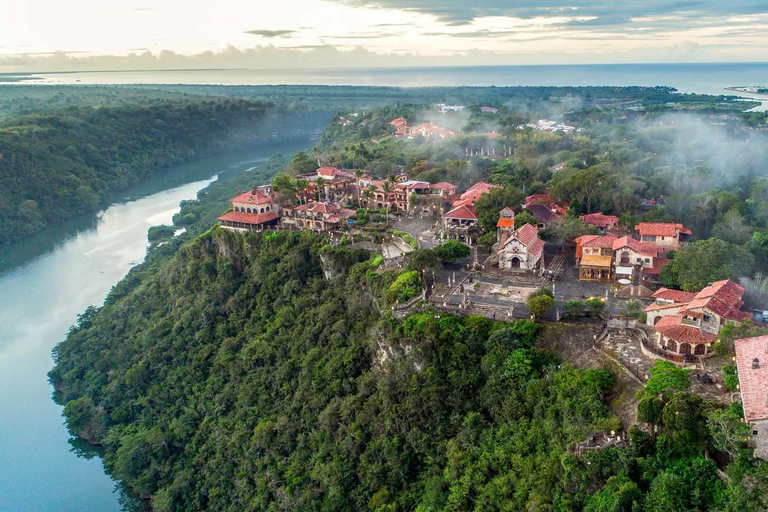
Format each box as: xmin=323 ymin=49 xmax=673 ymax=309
xmin=216 ymin=114 xmax=768 ymax=460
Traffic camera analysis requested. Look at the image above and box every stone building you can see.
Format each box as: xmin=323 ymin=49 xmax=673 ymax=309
xmin=497 ymin=223 xmax=545 ymax=271
xmin=635 ymin=222 xmax=691 ymax=251
xmin=644 ymin=280 xmax=752 ymax=357
xmin=734 ymin=335 xmax=768 ymax=460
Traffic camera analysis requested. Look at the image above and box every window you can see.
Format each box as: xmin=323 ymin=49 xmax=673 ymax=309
xmin=645 ymin=258 xmax=650 ymax=263
xmin=754 ymin=430 xmax=759 ymax=436
xmin=661 ymin=236 xmax=665 ymax=240
xmin=636 ymin=258 xmax=642 ymax=263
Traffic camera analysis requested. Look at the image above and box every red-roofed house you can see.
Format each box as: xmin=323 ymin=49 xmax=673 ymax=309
xmin=575 ymin=234 xmax=617 ymax=281
xmin=644 ymin=279 xmax=752 ymax=357
xmin=297 ymin=166 xmax=357 ymax=203
xmin=580 ymin=212 xmax=619 ymax=234
xmin=612 ymin=236 xmax=668 ymax=283
xmin=218 ymin=185 xmax=281 ymax=232
xmin=455 ymin=182 xmax=500 ymax=206
xmin=429 ymin=182 xmax=457 ymax=198
xmin=497 ymin=223 xmax=545 ymax=271
xmin=281 ymin=202 xmax=355 ymax=232
xmin=734 ymin=335 xmax=768 ymax=460
xmin=443 ymin=204 xmax=479 ymax=244
xmin=635 ymin=222 xmax=691 ymax=251
xmin=523 ymin=193 xmax=568 ymax=228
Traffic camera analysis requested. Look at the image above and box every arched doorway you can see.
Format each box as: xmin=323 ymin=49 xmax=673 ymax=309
xmin=680 ymin=343 xmax=691 ymax=355
xmin=653 ymin=316 xmax=661 ymax=325
xmin=620 ymin=251 xmax=630 ymax=265
xmin=510 ymin=257 xmax=521 ymax=268
xmin=694 ymin=344 xmax=706 ymax=355
xmin=667 ymin=339 xmax=677 ymax=352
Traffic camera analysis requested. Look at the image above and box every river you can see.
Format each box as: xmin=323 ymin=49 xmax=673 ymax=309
xmin=0 ymin=141 xmax=310 ymax=511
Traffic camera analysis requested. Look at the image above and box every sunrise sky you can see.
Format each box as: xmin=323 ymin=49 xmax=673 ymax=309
xmin=1 ymin=0 xmax=767 ymax=71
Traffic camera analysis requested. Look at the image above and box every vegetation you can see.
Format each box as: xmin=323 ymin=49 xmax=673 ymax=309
xmin=433 ymin=240 xmax=471 ymax=262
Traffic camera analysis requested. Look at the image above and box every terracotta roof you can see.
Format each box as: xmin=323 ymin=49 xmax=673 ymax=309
xmin=217 ymin=211 xmax=279 ymax=225
xmin=231 ymin=189 xmax=275 ymax=206
xmin=644 ymin=302 xmax=683 ymax=312
xmin=444 ymin=204 xmax=478 ymax=220
xmin=459 ymin=182 xmax=499 ymax=203
xmin=653 ymin=287 xmax=696 ymax=303
xmin=528 ymin=238 xmax=545 ymax=257
xmin=451 ymin=198 xmax=475 ymax=208
xmin=734 ymin=335 xmax=768 ymax=421
xmin=635 ymin=222 xmax=691 ymax=237
xmin=580 ymin=212 xmax=619 ymax=228
xmin=680 ymin=279 xmax=749 ymax=322
xmin=525 ymin=194 xmax=553 ymax=206
xmin=514 ymin=223 xmax=540 ymax=246
xmin=655 ymin=315 xmax=716 ymax=344
xmin=430 ymin=181 xmax=457 ymax=191
xmin=293 ymin=202 xmax=348 ymax=214
xmin=576 ymin=234 xmax=617 ymax=249
xmin=496 ymin=218 xmax=515 ymax=228
xmin=317 ymin=166 xmax=348 ymax=178
xmin=612 ymin=236 xmax=664 ymax=257
xmin=644 ymin=257 xmax=670 ymax=276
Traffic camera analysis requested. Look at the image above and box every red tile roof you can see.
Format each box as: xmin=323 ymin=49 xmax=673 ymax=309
xmin=735 ymin=335 xmax=768 ymax=421
xmin=528 ymin=238 xmax=545 ymax=257
xmin=655 ymin=315 xmax=716 ymax=344
xmin=514 ymin=223 xmax=540 ymax=246
xmin=459 ymin=182 xmax=500 ymax=203
xmin=644 ymin=302 xmax=684 ymax=312
xmin=652 ymin=287 xmax=696 ymax=303
xmin=231 ymin=189 xmax=275 ymax=206
xmin=580 ymin=212 xmax=619 ymax=228
xmin=444 ymin=204 xmax=478 ymax=220
xmin=496 ymin=218 xmax=515 ymax=228
xmin=644 ymin=257 xmax=670 ymax=276
xmin=576 ymin=234 xmax=617 ymax=249
xmin=635 ymin=222 xmax=691 ymax=237
xmin=217 ymin=211 xmax=279 ymax=225
xmin=451 ymin=198 xmax=474 ymax=208
xmin=680 ymin=279 xmax=749 ymax=322
xmin=430 ymin=181 xmax=457 ymax=191
xmin=612 ymin=236 xmax=664 ymax=257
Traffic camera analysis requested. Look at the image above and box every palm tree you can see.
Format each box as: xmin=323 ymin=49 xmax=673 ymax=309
xmin=364 ymin=185 xmax=375 ymax=215
xmin=295 ymin=179 xmax=309 ymax=204
xmin=315 ymin=176 xmax=327 ymax=202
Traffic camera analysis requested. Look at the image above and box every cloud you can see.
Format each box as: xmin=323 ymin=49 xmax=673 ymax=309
xmin=331 ymin=0 xmax=768 ymax=27
xmin=244 ymin=29 xmax=297 ymax=38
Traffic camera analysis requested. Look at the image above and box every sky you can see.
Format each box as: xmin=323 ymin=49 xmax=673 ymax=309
xmin=1 ymin=0 xmax=767 ymax=71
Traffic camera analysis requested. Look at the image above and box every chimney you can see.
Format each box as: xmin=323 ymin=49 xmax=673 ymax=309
xmin=753 ymin=358 xmax=761 ymax=369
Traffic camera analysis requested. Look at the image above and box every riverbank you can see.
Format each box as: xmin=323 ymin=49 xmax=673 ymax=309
xmin=0 ymin=142 xmax=307 ymax=511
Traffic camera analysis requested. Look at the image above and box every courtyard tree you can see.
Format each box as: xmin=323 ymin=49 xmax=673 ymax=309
xmin=474 ymin=187 xmax=525 ymax=233
xmin=434 ymin=240 xmax=470 ymax=262
xmin=642 ymin=360 xmax=691 ymax=398
xmin=564 ymin=299 xmax=585 ymax=318
xmin=526 ymin=294 xmax=555 ymax=319
xmin=624 ymin=298 xmax=643 ymax=316
xmin=513 ymin=210 xmax=538 ymax=229
xmin=585 ymin=297 xmax=606 ymax=317
xmin=661 ymin=238 xmax=755 ymax=292
xmin=707 ymin=408 xmax=754 ymax=461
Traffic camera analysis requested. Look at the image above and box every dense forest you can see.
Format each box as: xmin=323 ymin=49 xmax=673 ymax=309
xmin=50 ymin=229 xmax=768 ymax=510
xmin=0 ymin=99 xmax=329 ymax=245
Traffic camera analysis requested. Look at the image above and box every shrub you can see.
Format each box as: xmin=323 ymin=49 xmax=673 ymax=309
xmin=585 ymin=297 xmax=606 ymax=317
xmin=526 ymin=294 xmax=555 ymax=318
xmin=433 ymin=240 xmax=470 ymax=262
xmin=387 ymin=271 xmax=422 ymax=303
xmin=564 ymin=299 xmax=585 ymax=318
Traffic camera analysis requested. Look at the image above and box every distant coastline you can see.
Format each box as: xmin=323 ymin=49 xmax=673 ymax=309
xmin=726 ymin=86 xmax=768 ymax=96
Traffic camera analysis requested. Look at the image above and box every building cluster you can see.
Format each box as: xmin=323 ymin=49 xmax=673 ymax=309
xmin=218 ymin=166 xmax=462 ymax=234
xmin=525 ymin=119 xmax=579 ymax=134
xmin=574 ymin=221 xmax=690 ymax=285
xmin=644 ymin=280 xmax=751 ymax=357
xmin=390 ymin=118 xmax=458 ymax=140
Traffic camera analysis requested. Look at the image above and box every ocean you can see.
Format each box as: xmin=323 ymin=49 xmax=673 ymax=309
xmin=11 ymin=62 xmax=768 ymax=110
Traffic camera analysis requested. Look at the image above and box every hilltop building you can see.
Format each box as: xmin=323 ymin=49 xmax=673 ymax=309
xmin=281 ymin=202 xmax=355 ymax=232
xmin=217 ymin=185 xmax=280 ymax=232
xmin=612 ymin=236 xmax=668 ymax=284
xmin=575 ymin=234 xmax=617 ymax=281
xmin=580 ymin=212 xmax=619 ymax=234
xmin=635 ymin=222 xmax=691 ymax=251
xmin=442 ymin=204 xmax=479 ymax=244
xmin=497 ymin=223 xmax=545 ymax=271
xmin=644 ymin=280 xmax=751 ymax=356
xmin=734 ymin=335 xmax=768 ymax=460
